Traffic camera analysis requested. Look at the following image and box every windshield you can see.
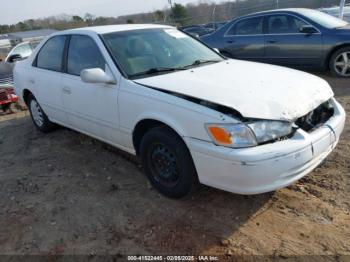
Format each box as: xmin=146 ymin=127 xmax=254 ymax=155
xmin=101 ymin=28 xmax=223 ymax=78
xmin=298 ymin=9 xmax=348 ymax=29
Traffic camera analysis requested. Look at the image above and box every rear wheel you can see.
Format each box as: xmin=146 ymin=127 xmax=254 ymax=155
xmin=28 ymin=94 xmax=56 ymax=132
xmin=329 ymin=47 xmax=350 ymax=77
xmin=140 ymin=126 xmax=198 ymax=198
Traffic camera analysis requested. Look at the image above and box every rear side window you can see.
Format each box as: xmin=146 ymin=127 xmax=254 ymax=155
xmin=36 ymin=36 xmax=66 ymax=72
xmin=67 ymin=35 xmax=105 ymax=76
xmin=227 ymin=17 xmax=263 ymax=35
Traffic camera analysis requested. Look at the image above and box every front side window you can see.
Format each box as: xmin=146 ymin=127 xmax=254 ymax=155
xmin=102 ymin=28 xmax=223 ymax=79
xmin=67 ymin=35 xmax=105 ymax=76
xmin=227 ymin=17 xmax=263 ymax=35
xmin=36 ymin=36 xmax=66 ymax=72
xmin=267 ymin=15 xmax=307 ymax=34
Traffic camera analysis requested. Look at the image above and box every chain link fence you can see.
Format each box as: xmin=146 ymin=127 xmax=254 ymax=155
xmin=157 ymin=0 xmax=349 ymax=26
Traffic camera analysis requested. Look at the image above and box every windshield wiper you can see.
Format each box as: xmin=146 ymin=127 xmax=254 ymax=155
xmin=181 ymin=59 xmax=222 ymax=69
xmin=130 ymin=67 xmax=187 ymax=78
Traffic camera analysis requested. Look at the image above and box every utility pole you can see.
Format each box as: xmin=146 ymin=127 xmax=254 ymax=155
xmin=212 ymin=5 xmax=217 ymax=28
xmin=339 ymin=0 xmax=346 ymax=19
xmin=168 ymin=0 xmax=174 ymax=25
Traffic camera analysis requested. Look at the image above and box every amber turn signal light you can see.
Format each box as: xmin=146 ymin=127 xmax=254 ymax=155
xmin=207 ymin=126 xmax=232 ymax=145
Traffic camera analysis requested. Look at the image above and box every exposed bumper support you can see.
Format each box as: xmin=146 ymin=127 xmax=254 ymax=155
xmin=185 ymin=98 xmax=346 ymax=195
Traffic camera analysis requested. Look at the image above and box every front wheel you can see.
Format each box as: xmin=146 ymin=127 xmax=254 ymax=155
xmin=28 ymin=94 xmax=57 ymax=132
xmin=329 ymin=47 xmax=350 ymax=77
xmin=140 ymin=126 xmax=198 ymax=198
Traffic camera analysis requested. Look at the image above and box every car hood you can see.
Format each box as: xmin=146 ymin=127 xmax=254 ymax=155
xmin=134 ymin=60 xmax=334 ymax=121
xmin=334 ymin=25 xmax=350 ymax=33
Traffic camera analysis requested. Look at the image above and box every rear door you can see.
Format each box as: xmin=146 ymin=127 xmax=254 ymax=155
xmin=223 ymin=16 xmax=265 ymax=61
xmin=264 ymin=14 xmax=323 ymax=67
xmin=30 ymin=35 xmax=68 ymax=124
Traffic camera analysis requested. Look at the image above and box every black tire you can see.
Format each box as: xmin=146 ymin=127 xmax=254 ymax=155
xmin=329 ymin=46 xmax=350 ymax=78
xmin=140 ymin=126 xmax=198 ymax=198
xmin=27 ymin=94 xmax=57 ymax=132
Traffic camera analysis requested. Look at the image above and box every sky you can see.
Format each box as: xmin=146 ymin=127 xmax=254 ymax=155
xmin=0 ymin=0 xmax=224 ymax=24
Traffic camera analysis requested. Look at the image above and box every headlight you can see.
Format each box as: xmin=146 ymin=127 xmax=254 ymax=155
xmin=206 ymin=121 xmax=292 ymax=148
xmin=247 ymin=120 xmax=292 ymax=143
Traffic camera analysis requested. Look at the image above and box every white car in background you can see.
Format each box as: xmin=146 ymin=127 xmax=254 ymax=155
xmin=5 ymin=42 xmax=38 ymax=63
xmin=14 ymin=25 xmax=345 ymax=198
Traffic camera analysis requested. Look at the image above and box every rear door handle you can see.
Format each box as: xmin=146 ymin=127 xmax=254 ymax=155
xmin=267 ymin=40 xmax=277 ymax=44
xmin=62 ymin=86 xmax=72 ymax=94
xmin=226 ymin=40 xmax=235 ymax=44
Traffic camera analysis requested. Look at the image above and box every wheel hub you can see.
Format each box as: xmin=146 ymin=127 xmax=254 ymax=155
xmin=150 ymin=144 xmax=179 ymax=187
xmin=30 ymin=100 xmax=44 ymax=127
xmin=334 ymin=52 xmax=350 ymax=77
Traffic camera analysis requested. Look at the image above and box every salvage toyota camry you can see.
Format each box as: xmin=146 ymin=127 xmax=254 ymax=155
xmin=14 ymin=25 xmax=346 ymax=198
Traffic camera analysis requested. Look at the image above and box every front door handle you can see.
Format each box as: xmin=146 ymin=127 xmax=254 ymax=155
xmin=226 ymin=40 xmax=235 ymax=44
xmin=62 ymin=86 xmax=72 ymax=94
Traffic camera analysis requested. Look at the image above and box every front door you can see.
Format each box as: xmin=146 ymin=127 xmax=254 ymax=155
xmin=264 ymin=14 xmax=323 ymax=68
xmin=61 ymin=35 xmax=120 ymax=144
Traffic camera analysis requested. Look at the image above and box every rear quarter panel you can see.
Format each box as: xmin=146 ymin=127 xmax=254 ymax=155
xmin=13 ymin=61 xmax=30 ymax=102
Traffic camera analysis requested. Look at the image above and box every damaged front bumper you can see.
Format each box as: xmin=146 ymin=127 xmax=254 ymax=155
xmin=185 ymin=98 xmax=346 ymax=195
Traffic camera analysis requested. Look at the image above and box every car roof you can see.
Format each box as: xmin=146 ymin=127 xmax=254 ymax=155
xmin=237 ymin=8 xmax=315 ymax=18
xmin=55 ymin=24 xmax=174 ymax=35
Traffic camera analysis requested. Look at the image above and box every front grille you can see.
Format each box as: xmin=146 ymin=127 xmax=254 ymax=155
xmin=0 ymin=90 xmax=9 ymax=101
xmin=295 ymin=100 xmax=334 ymax=132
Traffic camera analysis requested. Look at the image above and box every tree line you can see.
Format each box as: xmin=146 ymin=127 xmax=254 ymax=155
xmin=0 ymin=0 xmax=343 ymax=34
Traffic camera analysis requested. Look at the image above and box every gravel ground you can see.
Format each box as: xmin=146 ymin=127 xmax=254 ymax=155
xmin=0 ymin=73 xmax=349 ymax=260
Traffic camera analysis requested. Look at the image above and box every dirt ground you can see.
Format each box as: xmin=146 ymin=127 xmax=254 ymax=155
xmin=0 ymin=73 xmax=349 ymax=260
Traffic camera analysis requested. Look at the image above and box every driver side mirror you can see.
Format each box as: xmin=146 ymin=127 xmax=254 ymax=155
xmin=7 ymin=54 xmax=22 ymax=63
xmin=80 ymin=68 xmax=116 ymax=85
xmin=299 ymin=25 xmax=318 ymax=34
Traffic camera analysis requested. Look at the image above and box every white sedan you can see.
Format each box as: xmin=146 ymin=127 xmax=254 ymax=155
xmin=14 ymin=24 xmax=346 ymax=198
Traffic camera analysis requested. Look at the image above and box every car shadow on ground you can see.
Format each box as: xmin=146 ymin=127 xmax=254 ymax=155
xmin=0 ymin=116 xmax=272 ymax=255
